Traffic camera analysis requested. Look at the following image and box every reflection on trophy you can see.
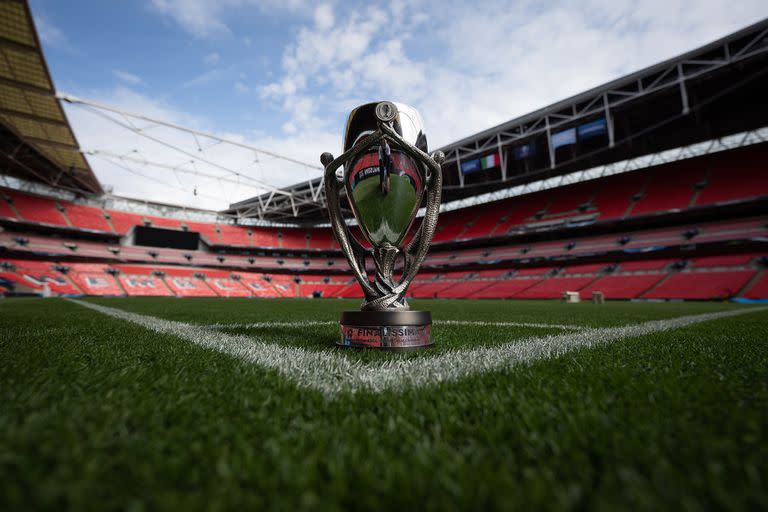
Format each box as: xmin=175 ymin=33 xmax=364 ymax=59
xmin=321 ymin=101 xmax=444 ymax=350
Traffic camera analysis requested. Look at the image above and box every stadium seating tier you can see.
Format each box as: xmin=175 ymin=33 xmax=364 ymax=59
xmin=1 ymin=144 xmax=767 ymax=300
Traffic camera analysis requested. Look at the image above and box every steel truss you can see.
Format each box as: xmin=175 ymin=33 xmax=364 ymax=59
xmin=230 ymin=18 xmax=768 ymax=222
xmin=434 ymin=126 xmax=768 ymax=215
xmin=441 ymin=18 xmax=768 ymax=176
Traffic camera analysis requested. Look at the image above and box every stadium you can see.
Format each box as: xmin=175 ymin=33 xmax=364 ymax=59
xmin=1 ymin=0 xmax=767 ymax=509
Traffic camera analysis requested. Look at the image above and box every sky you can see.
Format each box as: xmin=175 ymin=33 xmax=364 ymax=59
xmin=29 ymin=0 xmax=768 ymax=211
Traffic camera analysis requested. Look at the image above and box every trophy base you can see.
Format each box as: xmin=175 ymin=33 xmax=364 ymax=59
xmin=338 ymin=310 xmax=432 ymax=350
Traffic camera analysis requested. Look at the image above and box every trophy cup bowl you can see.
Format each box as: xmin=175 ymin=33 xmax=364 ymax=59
xmin=321 ymin=101 xmax=443 ymax=350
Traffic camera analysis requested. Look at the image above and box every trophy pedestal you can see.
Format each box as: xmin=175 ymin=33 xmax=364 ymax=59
xmin=338 ymin=310 xmax=432 ymax=350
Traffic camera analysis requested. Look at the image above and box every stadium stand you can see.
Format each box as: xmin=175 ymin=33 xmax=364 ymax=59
xmin=297 ymin=276 xmax=350 ymax=298
xmin=217 ymin=225 xmax=251 ymax=246
xmin=113 ymin=265 xmax=173 ymax=296
xmin=279 ymin=229 xmax=308 ymax=250
xmin=591 ymin=171 xmax=649 ymax=220
xmin=2 ymin=189 xmax=68 ymax=226
xmin=0 ymin=195 xmax=19 ymax=219
xmin=694 ymin=145 xmax=768 ymax=206
xmin=239 ymin=275 xmax=281 ymax=298
xmin=159 ymin=267 xmax=217 ymax=297
xmin=307 ymin=229 xmax=338 ymax=250
xmin=643 ymin=269 xmax=756 ymax=300
xmin=206 ymin=272 xmax=252 ymax=297
xmin=0 ymin=259 xmax=80 ymax=294
xmin=68 ymin=264 xmax=124 ymax=296
xmin=251 ymin=228 xmax=279 ymax=248
xmin=629 ymin=160 xmax=702 ymax=216
xmin=184 ymin=222 xmax=220 ymax=244
xmin=106 ymin=210 xmax=144 ymax=234
xmin=741 ymin=270 xmax=768 ymax=299
xmin=61 ymin=202 xmax=112 ymax=232
xmin=580 ymin=274 xmax=667 ymax=300
xmin=515 ymin=276 xmax=598 ymax=300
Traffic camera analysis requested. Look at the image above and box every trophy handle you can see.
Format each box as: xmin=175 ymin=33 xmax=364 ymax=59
xmin=322 ymin=144 xmax=380 ymax=301
xmin=378 ymin=123 xmax=444 ymax=292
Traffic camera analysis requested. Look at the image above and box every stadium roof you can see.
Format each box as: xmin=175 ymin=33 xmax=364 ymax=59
xmin=228 ymin=17 xmax=768 ymax=224
xmin=0 ymin=0 xmax=101 ymax=194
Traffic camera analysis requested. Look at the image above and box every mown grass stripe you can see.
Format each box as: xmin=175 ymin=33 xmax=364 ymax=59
xmin=208 ymin=320 xmax=584 ymax=331
xmin=437 ymin=320 xmax=585 ymax=330
xmin=67 ymin=299 xmax=768 ymax=398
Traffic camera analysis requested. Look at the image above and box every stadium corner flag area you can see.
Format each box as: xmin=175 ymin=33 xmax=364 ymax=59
xmin=1 ymin=0 xmax=768 ymax=509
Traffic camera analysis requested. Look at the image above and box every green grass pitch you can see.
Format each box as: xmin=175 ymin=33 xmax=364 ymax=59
xmin=1 ymin=297 xmax=767 ymax=510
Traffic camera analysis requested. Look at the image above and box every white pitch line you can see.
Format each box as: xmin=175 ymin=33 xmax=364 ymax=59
xmin=66 ymin=299 xmax=768 ymax=398
xmin=210 ymin=320 xmax=584 ymax=331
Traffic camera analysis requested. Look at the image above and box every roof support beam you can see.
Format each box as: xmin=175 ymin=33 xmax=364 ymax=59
xmin=18 ymin=135 xmax=78 ymax=150
xmin=0 ymin=106 xmax=65 ymax=125
xmin=0 ymin=36 xmax=37 ymax=54
xmin=0 ymin=76 xmax=50 ymax=95
xmin=677 ymin=63 xmax=690 ymax=115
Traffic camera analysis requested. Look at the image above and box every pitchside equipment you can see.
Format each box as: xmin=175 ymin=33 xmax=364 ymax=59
xmin=321 ymin=101 xmax=444 ymax=350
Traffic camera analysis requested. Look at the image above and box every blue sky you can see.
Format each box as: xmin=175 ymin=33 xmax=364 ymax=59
xmin=28 ymin=0 xmax=768 ymax=210
xmin=31 ymin=0 xmax=306 ymax=138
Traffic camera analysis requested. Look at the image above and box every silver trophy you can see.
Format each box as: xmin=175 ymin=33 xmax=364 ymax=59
xmin=321 ymin=101 xmax=443 ymax=350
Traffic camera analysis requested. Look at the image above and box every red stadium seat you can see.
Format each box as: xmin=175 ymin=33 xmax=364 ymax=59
xmin=592 ymin=171 xmax=647 ymax=220
xmin=61 ymin=202 xmax=112 ymax=231
xmin=544 ymin=181 xmax=598 ymax=217
xmin=185 ymin=222 xmax=221 ymax=244
xmin=218 ymin=225 xmax=252 ymax=247
xmin=695 ymin=145 xmax=768 ymax=206
xmin=3 ymin=189 xmax=68 ymax=226
xmin=691 ymin=254 xmax=759 ymax=267
xmin=630 ymin=160 xmax=703 ymax=216
xmin=279 ymin=229 xmax=308 ymax=249
xmin=642 ymin=270 xmax=756 ymax=300
xmin=251 ymin=228 xmax=280 ymax=248
xmin=580 ymin=274 xmax=667 ymax=300
xmin=469 ymin=278 xmax=543 ymax=299
xmin=0 ymin=194 xmax=18 ymax=219
xmin=68 ymin=264 xmax=124 ymax=296
xmin=741 ymin=271 xmax=768 ymax=299
xmin=107 ymin=210 xmax=144 ymax=234
xmin=118 ymin=274 xmax=173 ymax=296
xmin=0 ymin=259 xmax=82 ymax=294
xmin=618 ymin=260 xmax=672 ymax=272
xmin=514 ymin=276 xmax=596 ymax=299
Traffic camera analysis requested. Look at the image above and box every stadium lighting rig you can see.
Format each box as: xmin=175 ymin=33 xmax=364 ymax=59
xmin=57 ymin=93 xmax=324 ymax=211
xmin=58 ymin=94 xmax=322 ymax=170
xmin=84 ymin=150 xmax=275 ymax=193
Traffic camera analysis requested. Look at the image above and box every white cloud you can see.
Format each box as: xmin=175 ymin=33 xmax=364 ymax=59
xmin=261 ymin=0 xmax=768 ymax=148
xmin=234 ymin=81 xmax=249 ymax=93
xmin=112 ymin=69 xmax=143 ymax=85
xmin=33 ymin=14 xmax=69 ymax=49
xmin=148 ymin=0 xmax=313 ymax=38
xmin=182 ymin=66 xmax=232 ymax=88
xmin=314 ymin=4 xmax=334 ymax=31
xmin=203 ymin=52 xmax=221 ymax=65
xmin=282 ymin=121 xmax=297 ymax=134
xmin=149 ymin=0 xmax=231 ymax=38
